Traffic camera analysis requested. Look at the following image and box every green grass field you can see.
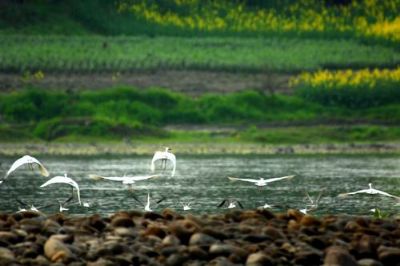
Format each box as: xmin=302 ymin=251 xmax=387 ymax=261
xmin=0 ymin=87 xmax=399 ymax=143
xmin=1 ymin=35 xmax=399 ymax=74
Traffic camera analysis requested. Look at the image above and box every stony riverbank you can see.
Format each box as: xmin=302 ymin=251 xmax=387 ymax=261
xmin=0 ymin=209 xmax=399 ymax=265
xmin=0 ymin=142 xmax=399 ymax=156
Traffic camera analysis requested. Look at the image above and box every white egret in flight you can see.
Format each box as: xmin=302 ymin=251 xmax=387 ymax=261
xmin=132 ymin=192 xmax=166 ymax=212
xmin=228 ymin=175 xmax=295 ymax=187
xmin=40 ymin=173 xmax=82 ymax=205
xmin=150 ymin=147 xmax=176 ymax=177
xmin=2 ymin=155 xmax=49 ymax=184
xmin=89 ymin=174 xmax=160 ymax=185
xmin=338 ymin=183 xmax=400 ymax=199
xmin=299 ymin=189 xmax=325 ymax=214
xmin=217 ymin=199 xmax=243 ymax=209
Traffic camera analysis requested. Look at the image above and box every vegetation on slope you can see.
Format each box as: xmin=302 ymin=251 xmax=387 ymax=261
xmin=0 ymin=87 xmax=399 ymax=143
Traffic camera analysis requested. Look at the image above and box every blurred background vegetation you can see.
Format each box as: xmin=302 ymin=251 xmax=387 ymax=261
xmin=0 ymin=0 xmax=399 ymax=145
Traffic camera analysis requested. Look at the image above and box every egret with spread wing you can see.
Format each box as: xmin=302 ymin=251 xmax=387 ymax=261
xmin=89 ymin=174 xmax=160 ymax=185
xmin=338 ymin=183 xmax=400 ymax=199
xmin=40 ymin=173 xmax=82 ymax=205
xmin=300 ymin=189 xmax=325 ymax=214
xmin=2 ymin=155 xmax=49 ymax=184
xmin=150 ymin=147 xmax=176 ymax=177
xmin=132 ymin=192 xmax=166 ymax=212
xmin=217 ymin=199 xmax=243 ymax=209
xmin=228 ymin=175 xmax=295 ymax=187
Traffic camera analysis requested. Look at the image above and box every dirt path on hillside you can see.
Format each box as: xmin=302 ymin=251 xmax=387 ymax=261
xmin=0 ymin=71 xmax=292 ymax=95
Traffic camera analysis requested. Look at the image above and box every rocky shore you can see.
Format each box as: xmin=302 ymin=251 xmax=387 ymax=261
xmin=0 ymin=209 xmax=399 ymax=266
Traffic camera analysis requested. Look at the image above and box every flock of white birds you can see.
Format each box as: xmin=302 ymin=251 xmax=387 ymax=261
xmin=1 ymin=147 xmax=400 ymax=215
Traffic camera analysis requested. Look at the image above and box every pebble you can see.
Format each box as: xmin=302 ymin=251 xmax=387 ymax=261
xmin=189 ymin=233 xmax=218 ymax=246
xmin=357 ymin=258 xmax=383 ymax=266
xmin=0 ymin=231 xmax=19 ymax=244
xmin=110 ymin=216 xmax=135 ymax=228
xmin=323 ymin=246 xmax=357 ymax=266
xmin=162 ymin=235 xmax=181 ymax=246
xmin=43 ymin=235 xmax=73 ymax=263
xmin=246 ymin=252 xmax=274 ymax=266
xmin=377 ymin=245 xmax=400 ymax=265
xmin=0 ymin=247 xmax=15 ymax=264
xmin=209 ymin=244 xmax=236 ymax=257
xmin=166 ymin=253 xmax=189 ymax=266
xmin=0 ymin=209 xmax=399 ymax=265
xmin=168 ymin=219 xmax=200 ymax=244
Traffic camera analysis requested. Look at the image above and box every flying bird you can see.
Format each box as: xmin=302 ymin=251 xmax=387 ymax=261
xmin=299 ymin=189 xmax=326 ymax=214
xmin=132 ymin=192 xmax=166 ymax=212
xmin=304 ymin=189 xmax=325 ymax=209
xmin=228 ymin=175 xmax=295 ymax=187
xmin=150 ymin=147 xmax=176 ymax=177
xmin=338 ymin=183 xmax=400 ymax=199
xmin=89 ymin=174 xmax=160 ymax=185
xmin=2 ymin=155 xmax=49 ymax=184
xmin=40 ymin=173 xmax=82 ymax=205
xmin=217 ymin=199 xmax=243 ymax=209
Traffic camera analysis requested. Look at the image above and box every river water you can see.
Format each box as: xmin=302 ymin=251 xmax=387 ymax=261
xmin=0 ymin=155 xmax=399 ymax=217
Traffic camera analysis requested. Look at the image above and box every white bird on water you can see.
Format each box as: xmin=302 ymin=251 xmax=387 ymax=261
xmin=150 ymin=147 xmax=176 ymax=177
xmin=16 ymin=199 xmax=54 ymax=213
xmin=40 ymin=173 xmax=82 ymax=205
xmin=338 ymin=183 xmax=400 ymax=199
xmin=89 ymin=174 xmax=160 ymax=185
xmin=181 ymin=202 xmax=192 ymax=211
xmin=259 ymin=203 xmax=273 ymax=209
xmin=2 ymin=155 xmax=49 ymax=184
xmin=228 ymin=175 xmax=295 ymax=187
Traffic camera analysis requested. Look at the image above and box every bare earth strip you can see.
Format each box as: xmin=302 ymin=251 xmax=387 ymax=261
xmin=0 ymin=71 xmax=292 ymax=95
xmin=0 ymin=142 xmax=399 ymax=156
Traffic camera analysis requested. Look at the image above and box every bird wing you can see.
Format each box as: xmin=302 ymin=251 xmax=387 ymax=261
xmin=131 ymin=194 xmax=144 ymax=207
xmin=89 ymin=174 xmax=124 ymax=182
xmin=40 ymin=176 xmax=81 ymax=205
xmin=29 ymin=156 xmax=49 ymax=177
xmin=156 ymin=196 xmax=166 ymax=204
xmin=227 ymin=176 xmax=258 ymax=183
xmin=217 ymin=199 xmax=227 ymax=208
xmin=5 ymin=155 xmax=49 ymax=178
xmin=265 ymin=175 xmax=295 ymax=183
xmin=338 ymin=189 xmax=369 ymax=197
xmin=130 ymin=174 xmax=160 ymax=181
xmin=237 ymin=201 xmax=244 ymax=209
xmin=374 ymin=189 xmax=400 ymax=199
xmin=5 ymin=156 xmax=29 ymax=177
xmin=16 ymin=198 xmax=29 ymax=208
xmin=150 ymin=151 xmax=165 ymax=172
xmin=315 ymin=189 xmax=325 ymax=204
xmin=304 ymin=191 xmax=314 ymax=204
xmin=165 ymin=153 xmax=176 ymax=177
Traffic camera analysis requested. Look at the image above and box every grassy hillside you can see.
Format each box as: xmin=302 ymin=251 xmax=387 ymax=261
xmin=0 ymin=87 xmax=399 ymax=143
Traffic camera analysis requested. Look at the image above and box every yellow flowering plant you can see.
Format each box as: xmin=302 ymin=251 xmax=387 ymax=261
xmin=291 ymin=68 xmax=400 ymax=108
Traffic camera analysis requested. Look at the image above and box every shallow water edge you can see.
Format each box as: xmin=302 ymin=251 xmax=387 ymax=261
xmin=0 ymin=142 xmax=399 ymax=156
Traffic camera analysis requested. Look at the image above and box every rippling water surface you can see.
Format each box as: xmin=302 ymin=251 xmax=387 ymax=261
xmin=0 ymin=155 xmax=399 ymax=216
